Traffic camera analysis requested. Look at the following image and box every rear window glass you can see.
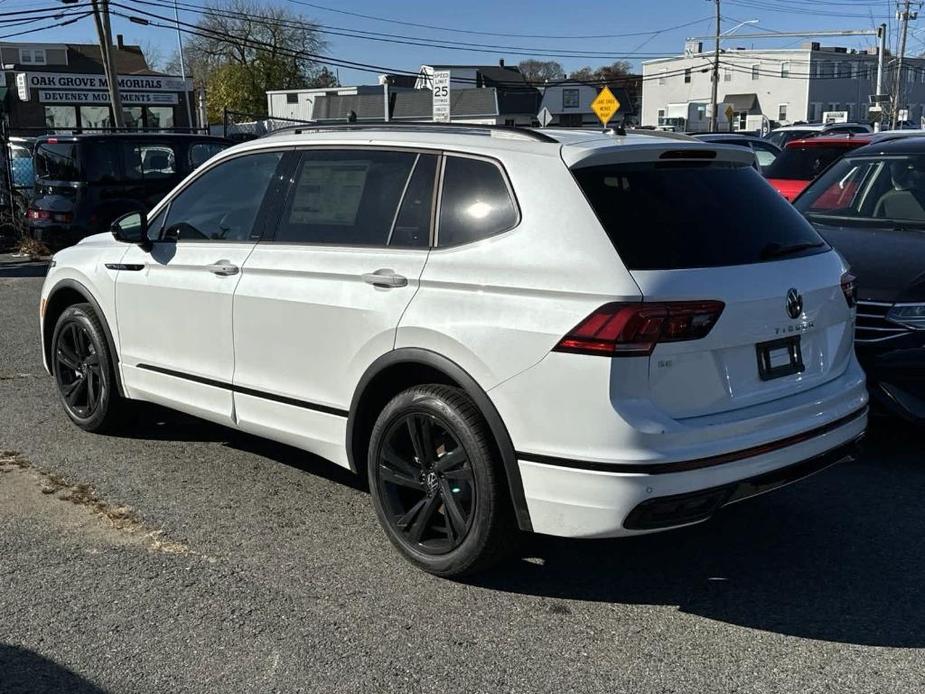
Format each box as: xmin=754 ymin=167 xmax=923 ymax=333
xmin=189 ymin=142 xmax=228 ymax=170
xmin=438 ymin=156 xmax=518 ymax=247
xmin=124 ymin=143 xmax=177 ymax=180
xmin=573 ymin=161 xmax=827 ymax=270
xmin=764 ymin=145 xmax=848 ymax=181
xmin=34 ymin=143 xmax=79 ymax=180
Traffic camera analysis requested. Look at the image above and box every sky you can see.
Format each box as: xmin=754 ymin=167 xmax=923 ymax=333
xmin=5 ymin=0 xmax=921 ymax=83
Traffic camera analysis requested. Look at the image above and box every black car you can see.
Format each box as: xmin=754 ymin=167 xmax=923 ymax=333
xmin=693 ymin=133 xmax=781 ymax=172
xmin=28 ymin=133 xmax=230 ymax=249
xmin=794 ymin=137 xmax=925 ymax=420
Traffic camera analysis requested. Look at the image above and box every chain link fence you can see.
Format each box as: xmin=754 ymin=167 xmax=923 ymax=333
xmin=222 ymin=109 xmax=314 ymax=141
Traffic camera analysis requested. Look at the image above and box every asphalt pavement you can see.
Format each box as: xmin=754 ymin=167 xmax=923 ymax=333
xmin=1 ymin=254 xmax=923 ymax=693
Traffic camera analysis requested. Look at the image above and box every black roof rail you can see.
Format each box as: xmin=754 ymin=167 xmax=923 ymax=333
xmin=263 ymin=120 xmax=560 ymax=144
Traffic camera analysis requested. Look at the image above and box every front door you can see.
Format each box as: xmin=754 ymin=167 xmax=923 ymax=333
xmin=232 ymin=148 xmax=438 ymax=466
xmin=115 ymin=149 xmax=287 ymax=425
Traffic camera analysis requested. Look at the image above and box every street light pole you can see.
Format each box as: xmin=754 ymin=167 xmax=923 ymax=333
xmin=173 ymin=0 xmax=193 ymax=129
xmin=875 ymin=23 xmax=886 ymax=131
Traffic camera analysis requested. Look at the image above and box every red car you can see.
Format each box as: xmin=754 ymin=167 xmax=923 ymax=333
xmin=764 ymin=134 xmax=873 ymax=202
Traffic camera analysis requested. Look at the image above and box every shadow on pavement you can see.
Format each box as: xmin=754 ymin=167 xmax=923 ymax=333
xmin=0 ymin=644 xmax=107 ymax=693
xmin=474 ymin=418 xmax=925 ymax=648
xmin=114 ymin=402 xmax=366 ymax=491
xmin=104 ymin=399 xmax=925 ymax=648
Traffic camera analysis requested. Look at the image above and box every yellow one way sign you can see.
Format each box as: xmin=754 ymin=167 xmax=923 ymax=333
xmin=591 ymin=86 xmax=621 ymax=127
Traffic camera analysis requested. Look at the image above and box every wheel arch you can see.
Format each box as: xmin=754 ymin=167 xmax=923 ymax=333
xmin=43 ymin=278 xmax=125 ymax=397
xmin=347 ymin=348 xmax=532 ymax=531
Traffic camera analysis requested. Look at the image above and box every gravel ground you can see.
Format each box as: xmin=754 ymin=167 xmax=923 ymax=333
xmin=1 ymin=255 xmax=923 ymax=693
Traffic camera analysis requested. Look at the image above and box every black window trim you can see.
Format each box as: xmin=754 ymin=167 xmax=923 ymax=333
xmin=150 ymin=145 xmax=294 ymax=245
xmin=432 ymin=151 xmax=522 ymax=250
xmin=258 ymin=144 xmax=441 ymax=251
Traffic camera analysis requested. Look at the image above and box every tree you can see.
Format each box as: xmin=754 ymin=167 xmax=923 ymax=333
xmin=568 ymin=61 xmax=633 ymax=84
xmin=309 ymin=66 xmax=340 ymax=88
xmin=170 ymin=0 xmax=327 ymax=122
xmin=517 ymin=59 xmax=565 ymax=84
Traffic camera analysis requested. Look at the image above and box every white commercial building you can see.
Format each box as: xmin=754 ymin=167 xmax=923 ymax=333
xmin=642 ymin=42 xmax=925 ymax=132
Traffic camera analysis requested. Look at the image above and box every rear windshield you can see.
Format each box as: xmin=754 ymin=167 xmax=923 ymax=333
xmin=573 ymin=161 xmax=827 ymax=270
xmin=764 ymin=145 xmax=848 ymax=181
xmin=34 ymin=142 xmax=79 ymax=181
xmin=766 ymin=130 xmax=812 ymax=148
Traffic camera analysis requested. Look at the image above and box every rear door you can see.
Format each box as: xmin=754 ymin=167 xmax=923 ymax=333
xmin=572 ymin=157 xmax=854 ymax=419
xmin=231 ymin=147 xmax=437 ymax=465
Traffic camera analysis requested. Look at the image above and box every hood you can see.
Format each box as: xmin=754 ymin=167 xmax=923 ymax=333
xmin=812 ymin=221 xmax=925 ymax=303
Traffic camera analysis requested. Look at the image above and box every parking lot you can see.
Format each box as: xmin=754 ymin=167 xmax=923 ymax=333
xmin=1 ymin=253 xmax=923 ymax=693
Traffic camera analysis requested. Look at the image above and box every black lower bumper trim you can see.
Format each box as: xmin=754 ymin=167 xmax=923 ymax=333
xmin=623 ymin=438 xmax=861 ymax=531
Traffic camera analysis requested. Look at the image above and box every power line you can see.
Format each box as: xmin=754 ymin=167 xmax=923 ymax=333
xmin=113 ymin=4 xmax=695 ymax=87
xmin=281 ymin=0 xmax=714 ymax=40
xmin=122 ymin=0 xmax=686 ymax=59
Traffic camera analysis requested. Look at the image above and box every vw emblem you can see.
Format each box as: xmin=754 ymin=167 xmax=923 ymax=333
xmin=786 ymin=288 xmax=803 ymax=319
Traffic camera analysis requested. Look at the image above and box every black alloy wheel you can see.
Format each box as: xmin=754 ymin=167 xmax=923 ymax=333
xmin=368 ymin=384 xmax=516 ymax=577
xmin=55 ymin=321 xmax=103 ymax=419
xmin=376 ymin=412 xmax=476 ymax=554
xmin=51 ymin=303 xmax=125 ymax=433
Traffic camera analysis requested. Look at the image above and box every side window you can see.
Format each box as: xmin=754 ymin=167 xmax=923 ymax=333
xmin=437 ymin=156 xmax=518 ymax=247
xmin=189 ymin=142 xmax=228 ymax=170
xmin=274 ymin=149 xmax=419 ymax=246
xmin=390 ymin=154 xmax=437 ymax=247
xmin=124 ymin=143 xmax=177 ymax=180
xmin=163 ymin=151 xmax=283 ymax=242
xmin=146 ymin=206 xmax=167 ymax=241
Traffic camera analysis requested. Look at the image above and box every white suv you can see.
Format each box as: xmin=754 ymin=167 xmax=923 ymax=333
xmin=39 ymin=124 xmax=868 ymax=576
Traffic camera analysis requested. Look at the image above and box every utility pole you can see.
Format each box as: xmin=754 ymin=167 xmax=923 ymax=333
xmin=892 ymin=0 xmax=919 ymax=129
xmin=709 ymin=0 xmax=720 ymax=132
xmin=85 ymin=0 xmax=125 ymax=128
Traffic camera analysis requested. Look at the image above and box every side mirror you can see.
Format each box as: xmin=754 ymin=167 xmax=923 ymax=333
xmin=110 ymin=211 xmax=147 ymax=245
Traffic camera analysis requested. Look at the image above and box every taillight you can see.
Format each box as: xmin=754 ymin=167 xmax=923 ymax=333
xmin=841 ymin=272 xmax=857 ymax=308
xmin=553 ymin=301 xmax=725 ymax=357
xmin=27 ymin=209 xmax=71 ymax=223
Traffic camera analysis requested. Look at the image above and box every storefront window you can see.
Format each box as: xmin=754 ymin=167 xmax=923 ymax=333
xmin=125 ymin=107 xmax=144 ymax=129
xmin=146 ymin=106 xmax=174 ymax=130
xmin=79 ymin=105 xmax=112 ymax=129
xmin=44 ymin=106 xmax=77 ymax=131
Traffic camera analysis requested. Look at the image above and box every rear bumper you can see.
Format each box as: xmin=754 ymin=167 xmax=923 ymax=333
xmin=517 ymin=408 xmax=866 ymax=538
xmin=623 ymin=437 xmax=859 ymax=530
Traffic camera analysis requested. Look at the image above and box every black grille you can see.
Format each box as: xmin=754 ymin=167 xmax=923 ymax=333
xmin=855 ymin=301 xmax=909 ymax=344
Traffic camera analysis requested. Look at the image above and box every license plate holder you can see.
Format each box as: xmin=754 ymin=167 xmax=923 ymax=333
xmin=756 ymin=335 xmax=805 ymax=381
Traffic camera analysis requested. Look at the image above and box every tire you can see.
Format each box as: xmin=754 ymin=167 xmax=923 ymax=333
xmin=368 ymin=384 xmax=517 ymax=577
xmin=51 ymin=303 xmax=126 ymax=433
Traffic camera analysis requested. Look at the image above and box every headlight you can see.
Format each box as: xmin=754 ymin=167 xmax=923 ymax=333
xmin=887 ymin=304 xmax=925 ymax=329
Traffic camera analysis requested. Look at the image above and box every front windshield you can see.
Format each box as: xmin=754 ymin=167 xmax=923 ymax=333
xmin=795 ymin=154 xmax=925 ymax=226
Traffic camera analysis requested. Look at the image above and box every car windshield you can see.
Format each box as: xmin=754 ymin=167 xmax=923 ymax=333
xmin=764 ymin=145 xmax=849 ymax=181
xmin=795 ymin=154 xmax=925 ymax=226
xmin=573 ymin=160 xmax=828 ymax=270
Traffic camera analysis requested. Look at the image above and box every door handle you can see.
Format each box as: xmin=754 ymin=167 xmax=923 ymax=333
xmin=209 ymin=260 xmax=239 ymax=276
xmin=362 ymin=268 xmax=408 ymax=288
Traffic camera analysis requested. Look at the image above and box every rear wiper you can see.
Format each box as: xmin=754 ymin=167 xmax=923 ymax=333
xmin=760 ymin=241 xmax=827 ymax=259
